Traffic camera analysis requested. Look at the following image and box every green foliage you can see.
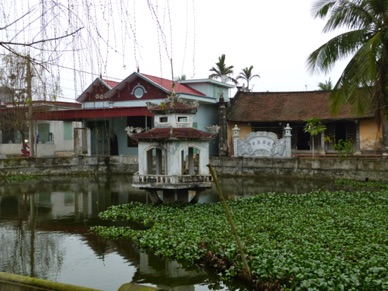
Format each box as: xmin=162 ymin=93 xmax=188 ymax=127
xmin=91 ymin=191 xmax=388 ymax=290
xmin=304 ymin=117 xmax=326 ymax=137
xmin=1 ymin=174 xmax=36 ymax=182
xmin=308 ymin=0 xmax=388 ymax=120
xmin=334 ymin=139 xmax=354 ymax=156
xmin=236 ymin=65 xmax=260 ymax=91
xmin=208 ymin=54 xmax=237 ymax=84
xmin=335 ymin=179 xmax=388 ymax=190
xmin=318 ymin=78 xmax=333 ymax=91
xmin=304 ymin=117 xmax=326 ymax=157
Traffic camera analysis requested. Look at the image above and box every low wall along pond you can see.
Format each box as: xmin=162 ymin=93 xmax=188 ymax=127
xmin=1 ymin=155 xmax=388 ymax=182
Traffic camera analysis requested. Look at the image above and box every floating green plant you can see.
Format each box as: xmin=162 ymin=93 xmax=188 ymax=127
xmin=91 ymin=190 xmax=388 ymax=290
xmin=1 ymin=174 xmax=37 ymax=182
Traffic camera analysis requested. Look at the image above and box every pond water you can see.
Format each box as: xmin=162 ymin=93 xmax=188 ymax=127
xmin=0 ymin=175 xmax=336 ymax=291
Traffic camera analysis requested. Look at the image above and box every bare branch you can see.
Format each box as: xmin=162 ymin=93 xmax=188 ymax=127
xmin=0 ymin=27 xmax=83 ymax=48
xmin=0 ymin=8 xmax=36 ymax=30
xmin=0 ymin=44 xmax=47 ymax=69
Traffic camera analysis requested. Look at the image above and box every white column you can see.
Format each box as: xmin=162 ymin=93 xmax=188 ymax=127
xmin=181 ymin=150 xmax=185 ymax=175
xmin=86 ymin=128 xmax=92 ymax=156
xmin=147 ymin=150 xmax=153 ymax=174
xmin=284 ymin=123 xmax=292 ymax=157
xmin=188 ymin=147 xmax=194 ymax=175
xmin=156 ymin=148 xmax=162 ymax=174
xmin=320 ymin=131 xmax=326 ymax=155
xmin=233 ymin=125 xmax=240 ymax=157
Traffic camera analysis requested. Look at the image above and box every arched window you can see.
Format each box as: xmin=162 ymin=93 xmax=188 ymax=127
xmin=145 ymin=147 xmax=166 ymax=175
xmin=181 ymin=146 xmax=200 ymax=175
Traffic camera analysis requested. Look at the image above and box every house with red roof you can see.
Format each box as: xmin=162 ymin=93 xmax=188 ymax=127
xmin=39 ymin=72 xmax=234 ymax=157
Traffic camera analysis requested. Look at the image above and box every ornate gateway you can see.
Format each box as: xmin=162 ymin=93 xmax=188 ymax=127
xmin=233 ymin=124 xmax=292 ymax=158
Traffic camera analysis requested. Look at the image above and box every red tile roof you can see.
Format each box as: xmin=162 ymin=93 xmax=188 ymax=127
xmin=141 ymin=74 xmax=205 ymax=96
xmin=130 ymin=127 xmax=214 ymax=141
xmin=227 ymin=91 xmax=375 ymax=122
xmin=102 ymin=79 xmax=120 ymax=88
xmin=77 ymin=78 xmax=119 ymax=103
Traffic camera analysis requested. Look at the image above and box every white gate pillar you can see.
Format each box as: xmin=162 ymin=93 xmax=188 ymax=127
xmin=284 ymin=123 xmax=292 ymax=157
xmin=233 ymin=124 xmax=240 ymax=157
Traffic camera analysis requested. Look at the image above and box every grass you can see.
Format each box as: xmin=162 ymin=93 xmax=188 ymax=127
xmin=91 ymin=188 xmax=388 ymax=290
xmin=0 ymin=174 xmax=37 ymax=182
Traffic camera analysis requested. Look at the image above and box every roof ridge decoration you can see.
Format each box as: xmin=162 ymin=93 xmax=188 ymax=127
xmin=129 ymin=127 xmax=214 ymax=142
xmin=146 ymin=91 xmax=199 ymax=115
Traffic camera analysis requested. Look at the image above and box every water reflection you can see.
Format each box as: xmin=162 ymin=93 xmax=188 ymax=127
xmin=0 ymin=175 xmax=335 ymax=291
xmin=0 ymin=175 xmax=223 ymax=291
xmin=0 ymin=193 xmax=64 ymax=281
xmin=213 ymin=176 xmax=336 ymax=199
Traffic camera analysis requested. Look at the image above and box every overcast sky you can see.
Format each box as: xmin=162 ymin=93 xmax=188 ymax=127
xmin=98 ymin=0 xmax=348 ymax=94
xmin=1 ymin=0 xmax=350 ymax=99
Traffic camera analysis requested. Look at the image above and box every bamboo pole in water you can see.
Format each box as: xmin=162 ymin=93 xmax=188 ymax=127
xmin=207 ymin=164 xmax=251 ymax=279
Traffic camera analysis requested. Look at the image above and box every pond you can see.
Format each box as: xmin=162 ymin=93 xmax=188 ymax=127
xmin=0 ymin=175 xmax=336 ymax=291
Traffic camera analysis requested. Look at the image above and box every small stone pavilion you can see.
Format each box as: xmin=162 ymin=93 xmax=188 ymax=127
xmin=131 ymin=92 xmax=215 ymax=204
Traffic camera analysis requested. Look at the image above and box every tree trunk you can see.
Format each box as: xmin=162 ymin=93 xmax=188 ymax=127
xmin=26 ymin=55 xmax=34 ymax=157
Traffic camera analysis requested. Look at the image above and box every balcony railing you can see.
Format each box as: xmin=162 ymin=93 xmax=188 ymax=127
xmin=132 ymin=173 xmax=213 ymax=189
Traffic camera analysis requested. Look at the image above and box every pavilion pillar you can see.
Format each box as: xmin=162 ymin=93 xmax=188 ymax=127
xmin=155 ymin=148 xmax=162 ymax=174
xmin=147 ymin=150 xmax=153 ymax=174
xmin=188 ymin=147 xmax=195 ymax=175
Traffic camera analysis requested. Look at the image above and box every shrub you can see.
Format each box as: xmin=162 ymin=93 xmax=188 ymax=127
xmin=334 ymin=139 xmax=354 ymax=156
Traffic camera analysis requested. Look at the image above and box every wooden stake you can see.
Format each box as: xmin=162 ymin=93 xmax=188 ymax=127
xmin=207 ymin=164 xmax=251 ymax=279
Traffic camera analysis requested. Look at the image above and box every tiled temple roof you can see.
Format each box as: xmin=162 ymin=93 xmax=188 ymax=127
xmin=227 ymin=91 xmax=374 ymax=122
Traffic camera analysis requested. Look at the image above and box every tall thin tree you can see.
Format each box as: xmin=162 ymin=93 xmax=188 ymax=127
xmin=209 ymin=54 xmax=237 ymax=84
xmin=304 ymin=117 xmax=326 ymax=158
xmin=236 ymin=65 xmax=260 ymax=91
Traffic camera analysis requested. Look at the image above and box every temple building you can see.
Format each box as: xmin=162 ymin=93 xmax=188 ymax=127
xmin=131 ymin=92 xmax=215 ymax=203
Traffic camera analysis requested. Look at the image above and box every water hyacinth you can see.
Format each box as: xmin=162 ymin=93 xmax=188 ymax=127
xmin=91 ymin=189 xmax=388 ymax=290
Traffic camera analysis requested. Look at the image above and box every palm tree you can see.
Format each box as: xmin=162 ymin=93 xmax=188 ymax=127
xmin=317 ymin=78 xmax=333 ymax=91
xmin=307 ymin=0 xmax=388 ymax=147
xmin=177 ymin=74 xmax=186 ymax=81
xmin=209 ymin=54 xmax=237 ymax=84
xmin=236 ymin=65 xmax=260 ymax=91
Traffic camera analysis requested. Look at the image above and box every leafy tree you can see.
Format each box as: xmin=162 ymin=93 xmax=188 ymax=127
xmin=317 ymin=78 xmax=333 ymax=91
xmin=236 ymin=65 xmax=260 ymax=91
xmin=209 ymin=54 xmax=237 ymax=84
xmin=304 ymin=117 xmax=326 ymax=158
xmin=307 ymin=0 xmax=388 ymax=148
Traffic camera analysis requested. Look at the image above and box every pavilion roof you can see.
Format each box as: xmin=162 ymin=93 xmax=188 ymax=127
xmin=130 ymin=127 xmax=214 ymax=142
